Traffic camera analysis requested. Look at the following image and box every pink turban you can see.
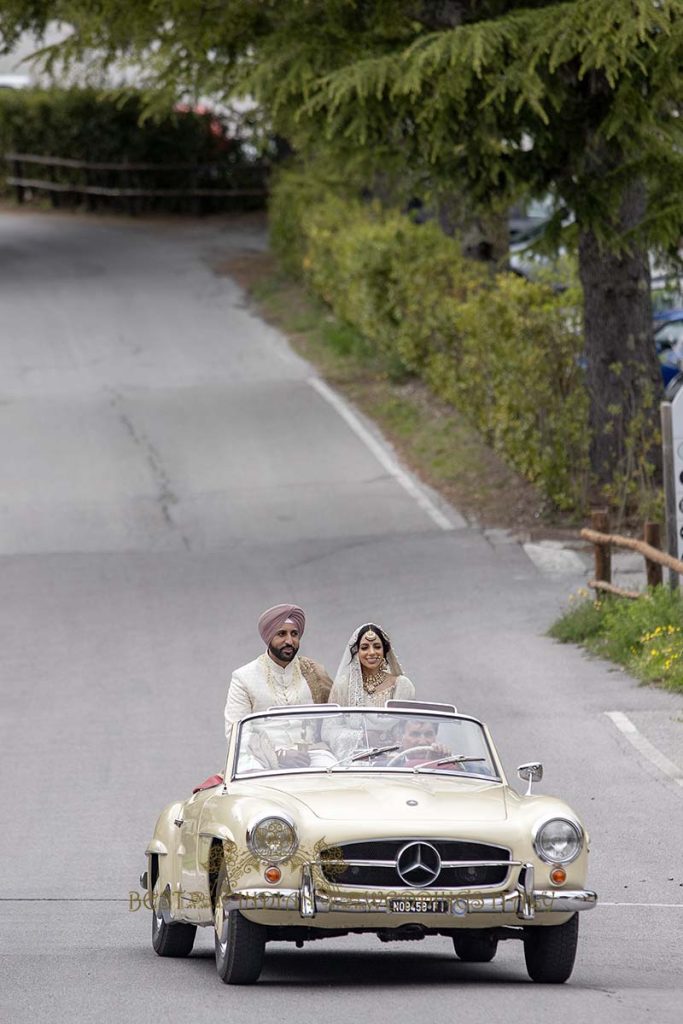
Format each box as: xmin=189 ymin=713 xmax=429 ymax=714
xmin=258 ymin=604 xmax=306 ymax=645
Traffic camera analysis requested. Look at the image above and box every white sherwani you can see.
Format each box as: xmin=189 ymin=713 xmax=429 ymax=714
xmin=224 ymin=653 xmax=312 ymax=740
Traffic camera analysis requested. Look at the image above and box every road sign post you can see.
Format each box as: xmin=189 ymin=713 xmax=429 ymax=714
xmin=661 ymin=380 xmax=683 ymax=589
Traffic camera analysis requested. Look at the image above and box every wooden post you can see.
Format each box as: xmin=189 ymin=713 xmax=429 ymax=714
xmin=51 ymin=156 xmax=60 ymax=209
xmin=85 ymin=165 xmax=95 ymax=212
xmin=124 ymin=165 xmax=136 ymax=216
xmin=190 ymin=166 xmax=201 ymax=216
xmin=13 ymin=158 xmax=25 ymax=204
xmin=643 ymin=522 xmax=663 ymax=588
xmin=591 ymin=508 xmax=611 ymax=584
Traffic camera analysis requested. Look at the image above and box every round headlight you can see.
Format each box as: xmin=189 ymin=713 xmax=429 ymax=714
xmin=534 ymin=818 xmax=583 ymax=864
xmin=248 ymin=816 xmax=298 ymax=863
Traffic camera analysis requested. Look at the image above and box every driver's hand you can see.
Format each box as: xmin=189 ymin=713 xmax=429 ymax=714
xmin=429 ymin=743 xmax=452 ymax=758
xmin=278 ymin=749 xmax=311 ymax=768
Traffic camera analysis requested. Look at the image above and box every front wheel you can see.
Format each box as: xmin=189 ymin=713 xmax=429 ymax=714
xmin=214 ymin=865 xmax=266 ymax=984
xmin=523 ymin=914 xmax=579 ymax=983
xmin=152 ymin=885 xmax=196 ymax=958
xmin=452 ymin=931 xmax=498 ymax=963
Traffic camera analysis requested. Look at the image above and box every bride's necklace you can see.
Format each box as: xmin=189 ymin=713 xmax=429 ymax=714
xmin=362 ymin=669 xmax=386 ymax=694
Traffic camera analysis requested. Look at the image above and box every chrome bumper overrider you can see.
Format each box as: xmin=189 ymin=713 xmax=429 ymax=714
xmin=224 ymin=864 xmax=597 ymax=921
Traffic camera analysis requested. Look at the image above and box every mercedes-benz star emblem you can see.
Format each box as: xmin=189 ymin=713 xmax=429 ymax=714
xmin=396 ymin=841 xmax=441 ymax=887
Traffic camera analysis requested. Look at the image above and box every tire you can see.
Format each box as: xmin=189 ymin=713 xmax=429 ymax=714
xmin=523 ymin=914 xmax=579 ymax=983
xmin=151 ymin=885 xmax=197 ymax=958
xmin=214 ymin=864 xmax=266 ymax=985
xmin=452 ymin=931 xmax=498 ymax=963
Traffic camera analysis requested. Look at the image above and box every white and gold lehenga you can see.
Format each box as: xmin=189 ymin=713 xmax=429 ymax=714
xmin=329 ymin=625 xmax=415 ymax=707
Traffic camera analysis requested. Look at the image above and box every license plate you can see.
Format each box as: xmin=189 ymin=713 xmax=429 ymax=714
xmin=389 ymin=898 xmax=449 ymax=914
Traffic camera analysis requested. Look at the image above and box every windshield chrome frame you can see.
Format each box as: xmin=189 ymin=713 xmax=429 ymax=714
xmin=228 ymin=706 xmax=504 ymax=784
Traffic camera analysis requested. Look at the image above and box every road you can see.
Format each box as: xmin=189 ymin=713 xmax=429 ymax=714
xmin=1 ymin=210 xmax=681 ymax=1023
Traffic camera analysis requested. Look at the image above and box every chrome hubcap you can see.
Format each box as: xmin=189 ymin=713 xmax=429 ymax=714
xmin=215 ymin=902 xmax=227 ymax=955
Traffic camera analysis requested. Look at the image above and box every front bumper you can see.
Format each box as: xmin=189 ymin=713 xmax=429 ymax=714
xmin=224 ymin=864 xmax=597 ymax=921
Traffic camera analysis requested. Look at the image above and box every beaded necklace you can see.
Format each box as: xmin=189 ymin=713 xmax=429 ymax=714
xmin=260 ymin=653 xmax=304 ymax=704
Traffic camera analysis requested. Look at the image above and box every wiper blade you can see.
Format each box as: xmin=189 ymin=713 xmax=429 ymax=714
xmin=351 ymin=743 xmax=400 ymax=762
xmin=413 ymin=755 xmax=486 ymax=773
xmin=327 ymin=744 xmax=400 ymax=772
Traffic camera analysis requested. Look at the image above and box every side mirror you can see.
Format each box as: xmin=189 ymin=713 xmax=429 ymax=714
xmin=517 ymin=761 xmax=543 ymax=795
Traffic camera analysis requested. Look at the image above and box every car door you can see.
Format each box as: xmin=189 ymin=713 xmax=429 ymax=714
xmin=178 ymin=791 xmax=209 ymax=922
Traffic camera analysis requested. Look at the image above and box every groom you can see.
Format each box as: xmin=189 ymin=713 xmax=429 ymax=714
xmin=191 ymin=605 xmax=333 ymax=793
xmin=224 ymin=604 xmax=333 ymax=763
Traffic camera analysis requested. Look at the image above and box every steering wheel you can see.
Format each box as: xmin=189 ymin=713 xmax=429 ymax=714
xmin=385 ymin=745 xmax=437 ymax=767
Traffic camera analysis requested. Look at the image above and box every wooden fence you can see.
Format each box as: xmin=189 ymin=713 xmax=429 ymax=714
xmin=581 ymin=510 xmax=683 ymax=598
xmin=3 ymin=152 xmax=269 ymax=214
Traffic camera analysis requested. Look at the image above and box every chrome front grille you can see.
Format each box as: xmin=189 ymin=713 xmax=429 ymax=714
xmin=319 ymin=839 xmax=511 ymax=889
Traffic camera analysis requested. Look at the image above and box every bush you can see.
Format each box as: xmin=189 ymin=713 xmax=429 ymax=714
xmin=268 ymin=166 xmax=356 ymax=277
xmin=270 ymin=169 xmax=589 ymax=511
xmin=550 ymin=587 xmax=683 ymax=693
xmin=548 ymin=594 xmax=604 ymax=643
xmin=598 ymin=586 xmax=683 ymax=664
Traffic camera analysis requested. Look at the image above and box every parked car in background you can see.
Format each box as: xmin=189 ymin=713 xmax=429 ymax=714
xmin=654 ymin=310 xmax=683 ymax=387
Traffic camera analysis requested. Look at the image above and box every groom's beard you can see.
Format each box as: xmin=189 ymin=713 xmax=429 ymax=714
xmin=269 ymin=640 xmax=297 ymax=663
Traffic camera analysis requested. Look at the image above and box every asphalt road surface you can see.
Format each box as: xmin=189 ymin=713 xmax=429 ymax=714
xmin=1 ymin=210 xmax=681 ymax=1024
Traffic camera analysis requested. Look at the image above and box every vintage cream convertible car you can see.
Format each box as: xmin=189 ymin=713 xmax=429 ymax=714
xmin=142 ymin=701 xmax=596 ymax=985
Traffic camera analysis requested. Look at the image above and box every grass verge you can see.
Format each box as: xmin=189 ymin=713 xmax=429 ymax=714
xmin=549 ymin=587 xmax=683 ymax=693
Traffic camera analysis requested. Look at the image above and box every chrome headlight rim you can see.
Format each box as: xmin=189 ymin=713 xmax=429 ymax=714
xmin=247 ymin=813 xmax=299 ymax=864
xmin=532 ymin=816 xmax=583 ymax=865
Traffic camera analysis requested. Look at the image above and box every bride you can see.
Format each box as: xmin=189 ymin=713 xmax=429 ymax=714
xmin=329 ymin=623 xmax=415 ymax=706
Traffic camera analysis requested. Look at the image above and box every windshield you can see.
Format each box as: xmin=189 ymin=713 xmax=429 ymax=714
xmin=233 ymin=709 xmax=498 ymax=780
xmin=655 ymin=319 xmax=683 ymax=349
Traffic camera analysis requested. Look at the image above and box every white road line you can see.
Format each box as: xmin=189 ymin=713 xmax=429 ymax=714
xmin=605 ymin=710 xmax=683 ymax=788
xmin=308 ymin=377 xmax=457 ymax=531
xmin=599 ymin=902 xmax=683 ymax=908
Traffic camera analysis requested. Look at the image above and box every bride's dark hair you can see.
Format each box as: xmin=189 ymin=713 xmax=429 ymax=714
xmin=350 ymin=623 xmax=391 ymax=658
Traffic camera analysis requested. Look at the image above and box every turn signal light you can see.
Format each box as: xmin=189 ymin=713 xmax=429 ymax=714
xmin=264 ymin=866 xmax=282 ymax=884
xmin=550 ymin=867 xmax=567 ymax=885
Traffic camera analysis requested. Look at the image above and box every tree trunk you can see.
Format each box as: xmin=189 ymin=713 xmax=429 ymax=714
xmin=578 ymin=179 xmax=662 ymax=500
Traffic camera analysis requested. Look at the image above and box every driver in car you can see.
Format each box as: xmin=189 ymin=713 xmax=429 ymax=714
xmin=386 ymin=718 xmax=452 ymax=768
xmin=382 ymin=718 xmax=493 ymax=774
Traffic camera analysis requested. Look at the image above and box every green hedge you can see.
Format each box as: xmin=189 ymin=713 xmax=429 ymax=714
xmin=270 ymin=168 xmax=589 ymax=511
xmin=0 ymin=89 xmax=223 ymax=162
xmin=0 ymin=88 xmax=264 ymax=209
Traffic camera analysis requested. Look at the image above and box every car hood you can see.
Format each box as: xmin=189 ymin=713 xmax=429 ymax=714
xmin=240 ymin=773 xmax=508 ymax=822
